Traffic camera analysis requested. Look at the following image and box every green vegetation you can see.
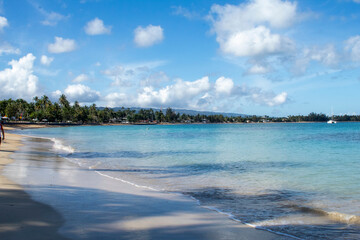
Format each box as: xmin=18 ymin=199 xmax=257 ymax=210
xmin=0 ymin=96 xmax=357 ymax=124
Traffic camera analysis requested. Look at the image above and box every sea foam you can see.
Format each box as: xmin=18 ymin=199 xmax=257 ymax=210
xmin=51 ymin=138 xmax=75 ymax=154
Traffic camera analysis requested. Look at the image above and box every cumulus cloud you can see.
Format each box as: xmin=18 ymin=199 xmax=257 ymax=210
xmin=40 ymin=55 xmax=54 ymax=66
xmin=212 ymin=76 xmax=289 ymax=107
xmin=0 ymin=16 xmax=8 ymax=31
xmin=226 ymin=84 xmax=288 ymax=106
xmin=134 ymin=25 xmax=164 ymax=47
xmin=104 ymin=92 xmax=130 ymax=108
xmin=72 ymin=74 xmax=89 ymax=83
xmin=64 ymin=84 xmax=100 ymax=103
xmin=48 ymin=36 xmax=76 ymax=53
xmin=208 ymin=0 xmax=297 ymax=57
xmin=215 ymin=76 xmax=234 ymax=95
xmin=84 ymin=18 xmax=111 ymax=35
xmin=222 ymin=26 xmax=293 ymax=57
xmin=0 ymin=53 xmax=39 ymax=100
xmin=103 ymin=74 xmax=288 ymax=109
xmin=137 ymin=77 xmax=210 ymax=107
xmin=250 ymin=90 xmax=288 ymax=106
xmin=0 ymin=42 xmax=20 ymax=55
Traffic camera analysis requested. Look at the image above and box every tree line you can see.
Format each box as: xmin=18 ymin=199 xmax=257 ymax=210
xmin=0 ymin=95 xmax=358 ymax=124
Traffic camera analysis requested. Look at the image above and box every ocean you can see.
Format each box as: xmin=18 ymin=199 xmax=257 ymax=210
xmin=16 ymin=123 xmax=360 ymax=239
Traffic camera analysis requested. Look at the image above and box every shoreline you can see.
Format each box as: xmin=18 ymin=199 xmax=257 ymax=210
xmin=1 ymin=128 xmax=289 ymax=239
xmin=0 ymin=133 xmax=68 ymax=240
xmin=3 ymin=120 xmax=352 ymax=131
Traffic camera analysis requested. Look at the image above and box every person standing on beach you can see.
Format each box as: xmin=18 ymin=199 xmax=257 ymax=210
xmin=0 ymin=121 xmax=4 ymax=147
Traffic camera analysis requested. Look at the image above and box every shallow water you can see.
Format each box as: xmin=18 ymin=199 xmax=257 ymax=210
xmin=17 ymin=123 xmax=360 ymax=239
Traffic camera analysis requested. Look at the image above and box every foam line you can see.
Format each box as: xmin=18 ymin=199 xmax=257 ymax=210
xmin=94 ymin=170 xmax=161 ymax=191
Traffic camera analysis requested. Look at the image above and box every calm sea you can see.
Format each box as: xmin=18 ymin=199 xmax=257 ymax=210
xmin=17 ymin=123 xmax=360 ymax=239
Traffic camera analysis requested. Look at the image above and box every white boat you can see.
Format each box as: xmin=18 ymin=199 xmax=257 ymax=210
xmin=327 ymin=107 xmax=337 ymax=124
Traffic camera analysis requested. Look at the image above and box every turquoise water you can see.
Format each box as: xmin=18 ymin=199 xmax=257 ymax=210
xmin=17 ymin=123 xmax=360 ymax=239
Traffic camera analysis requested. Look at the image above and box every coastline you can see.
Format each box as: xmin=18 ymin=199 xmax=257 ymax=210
xmin=1 ymin=126 xmax=289 ymax=239
xmin=3 ymin=120 xmax=346 ymax=130
xmin=0 ymin=132 xmax=68 ymax=240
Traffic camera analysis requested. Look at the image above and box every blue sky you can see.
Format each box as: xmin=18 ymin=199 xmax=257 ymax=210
xmin=1 ymin=0 xmax=360 ymax=116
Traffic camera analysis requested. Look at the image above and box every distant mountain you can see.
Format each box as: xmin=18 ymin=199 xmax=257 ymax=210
xmin=97 ymin=106 xmax=247 ymax=117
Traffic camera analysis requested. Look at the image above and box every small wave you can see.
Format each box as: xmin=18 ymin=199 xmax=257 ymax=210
xmin=291 ymin=204 xmax=360 ymax=225
xmin=14 ymin=133 xmax=75 ymax=155
xmin=326 ymin=211 xmax=360 ymax=224
xmin=50 ymin=138 xmax=75 ymax=154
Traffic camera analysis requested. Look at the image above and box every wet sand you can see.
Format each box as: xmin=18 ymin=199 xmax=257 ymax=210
xmin=0 ymin=133 xmax=68 ymax=240
xmin=1 ymin=131 xmax=290 ymax=239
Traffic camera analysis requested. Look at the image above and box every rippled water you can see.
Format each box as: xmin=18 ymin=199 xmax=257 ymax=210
xmin=17 ymin=123 xmax=360 ymax=239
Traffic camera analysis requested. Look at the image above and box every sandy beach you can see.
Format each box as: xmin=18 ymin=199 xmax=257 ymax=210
xmin=0 ymin=127 xmax=289 ymax=239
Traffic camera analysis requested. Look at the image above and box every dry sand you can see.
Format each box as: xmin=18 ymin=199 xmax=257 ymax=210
xmin=0 ymin=126 xmax=291 ymax=240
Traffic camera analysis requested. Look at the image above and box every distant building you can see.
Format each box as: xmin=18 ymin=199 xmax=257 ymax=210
xmin=122 ymin=117 xmax=129 ymax=124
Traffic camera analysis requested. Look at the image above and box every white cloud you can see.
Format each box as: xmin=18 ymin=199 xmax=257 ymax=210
xmin=306 ymin=45 xmax=338 ymax=66
xmin=221 ymin=26 xmax=294 ymax=57
xmin=102 ymin=74 xmax=288 ymax=109
xmin=51 ymin=90 xmax=62 ymax=101
xmin=0 ymin=53 xmax=39 ymax=100
xmin=247 ymin=64 xmax=270 ymax=74
xmin=137 ymin=76 xmax=210 ymax=107
xmin=134 ymin=25 xmax=164 ymax=47
xmin=84 ymin=18 xmax=111 ymax=35
xmin=40 ymin=55 xmax=54 ymax=66
xmin=0 ymin=42 xmax=20 ymax=55
xmin=294 ymin=45 xmax=339 ymax=74
xmin=48 ymin=36 xmax=76 ymax=53
xmin=104 ymin=92 xmax=130 ymax=108
xmin=239 ymin=86 xmax=288 ymax=106
xmin=212 ymin=76 xmax=289 ymax=107
xmin=64 ymin=84 xmax=100 ymax=103
xmin=215 ymin=76 xmax=234 ymax=95
xmin=72 ymin=74 xmax=89 ymax=83
xmin=345 ymin=35 xmax=360 ymax=62
xmin=0 ymin=16 xmax=8 ymax=31
xmin=270 ymin=92 xmax=288 ymax=106
xmin=209 ymin=0 xmax=297 ymax=57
